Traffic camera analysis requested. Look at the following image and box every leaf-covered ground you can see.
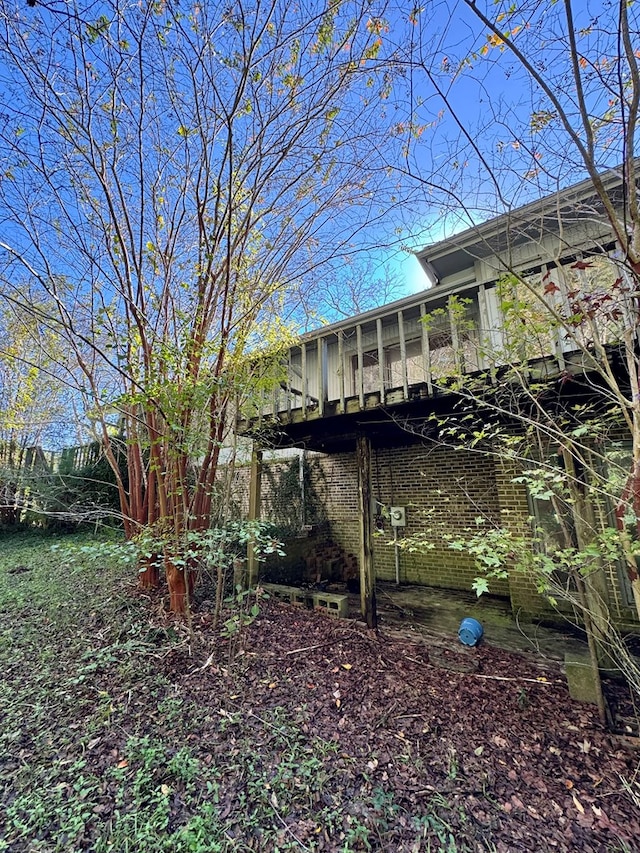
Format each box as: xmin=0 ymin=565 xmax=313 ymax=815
xmin=0 ymin=532 xmax=639 ymax=852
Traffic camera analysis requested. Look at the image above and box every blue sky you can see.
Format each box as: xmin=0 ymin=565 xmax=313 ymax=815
xmin=0 ymin=0 xmax=635 ymax=320
xmin=382 ymin=0 xmax=638 ymax=296
xmin=0 ymin=0 xmax=635 ymax=449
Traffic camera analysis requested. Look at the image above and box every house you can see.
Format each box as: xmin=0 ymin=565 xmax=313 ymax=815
xmin=237 ymin=167 xmax=639 ymax=629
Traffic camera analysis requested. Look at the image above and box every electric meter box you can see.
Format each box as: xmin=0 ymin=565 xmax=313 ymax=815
xmin=390 ymin=506 xmax=406 ymax=527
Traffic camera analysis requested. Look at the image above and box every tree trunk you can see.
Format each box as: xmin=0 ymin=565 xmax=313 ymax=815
xmin=165 ymin=555 xmax=196 ymax=614
xmin=138 ymin=554 xmax=160 ymax=589
xmin=561 ymin=447 xmax=608 ymax=724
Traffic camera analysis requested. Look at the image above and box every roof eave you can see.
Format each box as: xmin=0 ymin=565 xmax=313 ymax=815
xmin=415 ymin=164 xmax=629 ymax=278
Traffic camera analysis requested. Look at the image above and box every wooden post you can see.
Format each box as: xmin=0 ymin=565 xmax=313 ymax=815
xmin=356 ymin=324 xmax=365 ymax=409
xmin=356 ymin=434 xmax=377 ymax=629
xmin=398 ymin=309 xmax=408 ymax=399
xmin=552 ymin=264 xmax=568 ymax=369
xmin=338 ymin=330 xmax=345 ymax=412
xmin=476 ymin=285 xmax=489 ymax=372
xmin=301 ymin=342 xmax=308 ymax=417
xmin=448 ymin=296 xmax=462 ymax=374
xmin=317 ymin=336 xmax=325 ymax=416
xmin=247 ymin=445 xmax=263 ymax=588
xmin=376 ymin=317 xmax=385 ymax=401
xmin=419 ymin=303 xmax=433 ymax=394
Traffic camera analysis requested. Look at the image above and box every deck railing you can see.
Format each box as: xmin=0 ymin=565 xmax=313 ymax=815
xmin=242 ymin=252 xmax=636 ymax=425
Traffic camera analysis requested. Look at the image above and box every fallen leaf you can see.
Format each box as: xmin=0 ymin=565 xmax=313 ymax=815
xmin=161 ymin=784 xmax=170 ymax=796
xmin=474 ymin=746 xmax=484 ymax=756
xmin=572 ymin=793 xmax=585 ymax=814
xmin=341 ymin=663 xmax=352 ymax=670
xmin=117 ymin=759 xmax=128 ymax=769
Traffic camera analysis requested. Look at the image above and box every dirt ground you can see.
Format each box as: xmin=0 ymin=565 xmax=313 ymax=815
xmin=171 ymin=596 xmax=640 ymax=852
xmin=2 ymin=533 xmax=640 ymax=853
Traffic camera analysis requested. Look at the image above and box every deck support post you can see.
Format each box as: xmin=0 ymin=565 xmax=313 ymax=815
xmin=247 ymin=444 xmax=263 ymax=588
xmin=317 ymin=336 xmax=325 ymax=416
xmin=419 ymin=302 xmax=433 ymax=394
xmin=356 ymin=434 xmax=377 ymax=629
xmin=301 ymin=343 xmax=308 ymax=417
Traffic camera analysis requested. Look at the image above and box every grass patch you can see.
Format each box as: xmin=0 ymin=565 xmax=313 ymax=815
xmin=1 ymin=531 xmax=634 ymax=852
xmin=0 ymin=531 xmax=436 ymax=852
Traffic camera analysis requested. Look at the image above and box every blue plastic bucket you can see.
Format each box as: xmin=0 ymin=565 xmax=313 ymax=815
xmin=458 ymin=617 xmax=483 ymax=647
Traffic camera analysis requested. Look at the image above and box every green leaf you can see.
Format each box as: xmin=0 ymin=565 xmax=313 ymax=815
xmin=472 ymin=578 xmax=489 ymax=597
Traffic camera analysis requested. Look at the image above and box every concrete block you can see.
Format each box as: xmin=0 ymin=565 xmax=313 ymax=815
xmin=292 ymin=589 xmax=314 ymax=609
xmin=313 ymin=592 xmax=349 ymax=618
xmin=565 ymin=651 xmax=600 ymax=704
xmin=262 ymin=583 xmax=295 ymax=604
xmin=262 ymin=583 xmax=315 ymax=608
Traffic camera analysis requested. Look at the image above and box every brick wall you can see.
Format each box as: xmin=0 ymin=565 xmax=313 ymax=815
xmin=493 ymin=460 xmax=556 ymax=617
xmin=224 ymin=441 xmax=636 ymax=622
xmin=306 ymin=444 xmax=510 ymax=597
xmin=231 ymin=445 xmax=511 ymax=600
xmin=311 ymin=452 xmax=361 ymax=558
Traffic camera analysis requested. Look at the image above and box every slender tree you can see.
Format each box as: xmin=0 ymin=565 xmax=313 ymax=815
xmin=390 ymin=0 xmax=640 ymax=596
xmin=0 ymin=0 xmax=402 ymax=609
xmin=387 ymin=0 xmax=640 ymax=709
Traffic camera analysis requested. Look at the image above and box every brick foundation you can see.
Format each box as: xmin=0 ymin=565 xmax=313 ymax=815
xmin=226 ymin=443 xmax=634 ymax=622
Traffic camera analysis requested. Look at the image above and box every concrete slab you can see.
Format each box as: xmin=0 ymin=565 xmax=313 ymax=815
xmin=352 ymin=581 xmax=589 ymax=663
